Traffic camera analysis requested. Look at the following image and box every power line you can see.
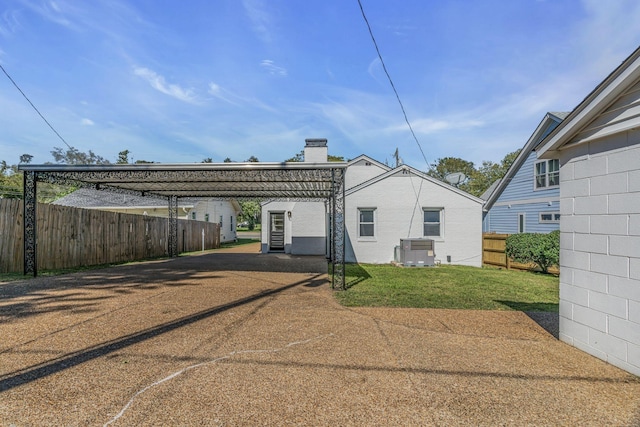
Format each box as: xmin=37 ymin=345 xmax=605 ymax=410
xmin=0 ymin=63 xmax=72 ymax=149
xmin=356 ymin=0 xmax=431 ymax=170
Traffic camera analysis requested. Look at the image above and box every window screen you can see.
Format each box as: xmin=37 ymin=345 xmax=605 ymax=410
xmin=359 ymin=209 xmax=375 ymax=237
xmin=423 ymin=209 xmax=441 ymax=236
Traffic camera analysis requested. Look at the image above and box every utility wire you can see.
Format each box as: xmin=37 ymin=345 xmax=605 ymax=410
xmin=0 ymin=63 xmax=72 ymax=149
xmin=357 ymin=0 xmax=431 ymax=170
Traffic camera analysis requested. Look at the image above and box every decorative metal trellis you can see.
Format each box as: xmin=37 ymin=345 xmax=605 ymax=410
xmin=19 ymin=163 xmax=347 ymax=289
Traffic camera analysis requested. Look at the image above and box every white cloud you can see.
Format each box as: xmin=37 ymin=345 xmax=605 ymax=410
xmin=0 ymin=9 xmax=21 ymax=37
xmin=207 ymin=82 xmax=240 ymax=106
xmin=409 ymin=117 xmax=484 ymax=134
xmin=81 ymin=118 xmax=94 ymax=126
xmin=553 ymin=1 xmax=640 ymax=83
xmin=367 ymin=57 xmax=384 ymax=84
xmin=260 ymin=60 xmax=287 ymax=77
xmin=133 ymin=67 xmax=199 ymax=104
xmin=20 ymin=0 xmax=78 ymax=30
xmin=207 ymin=82 xmax=277 ymax=112
xmin=243 ymin=0 xmax=273 ymax=44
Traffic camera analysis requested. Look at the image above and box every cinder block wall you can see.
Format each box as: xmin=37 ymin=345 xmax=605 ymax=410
xmin=558 ymin=131 xmax=640 ymax=376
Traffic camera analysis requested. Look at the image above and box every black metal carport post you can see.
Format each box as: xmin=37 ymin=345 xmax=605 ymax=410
xmin=331 ymin=168 xmax=346 ymax=290
xmin=167 ymin=195 xmax=178 ymax=257
xmin=23 ymin=170 xmax=38 ymax=276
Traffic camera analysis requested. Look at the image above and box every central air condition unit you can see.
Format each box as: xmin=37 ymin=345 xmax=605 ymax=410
xmin=397 ymin=238 xmax=435 ymax=267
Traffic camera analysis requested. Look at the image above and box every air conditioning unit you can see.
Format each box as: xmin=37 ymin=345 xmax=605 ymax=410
xmin=398 ymin=238 xmax=435 ymax=267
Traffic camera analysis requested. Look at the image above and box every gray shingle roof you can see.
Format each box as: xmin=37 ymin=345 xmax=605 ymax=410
xmin=53 ymin=188 xmax=198 ymax=208
xmin=549 ymin=111 xmax=570 ymax=120
xmin=479 ymin=178 xmax=501 ymax=201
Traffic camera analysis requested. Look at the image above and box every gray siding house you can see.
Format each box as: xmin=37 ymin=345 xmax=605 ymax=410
xmin=537 ymin=46 xmax=640 ymax=377
xmin=483 ymin=112 xmax=568 ymax=234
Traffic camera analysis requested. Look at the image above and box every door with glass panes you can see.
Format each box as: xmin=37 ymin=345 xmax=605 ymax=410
xmin=269 ymin=212 xmax=285 ymax=251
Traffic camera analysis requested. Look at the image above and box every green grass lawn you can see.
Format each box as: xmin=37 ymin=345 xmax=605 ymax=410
xmin=334 ymin=264 xmax=559 ymax=312
xmin=220 ymin=238 xmax=260 ymax=248
xmin=236 ymin=224 xmax=262 ymax=232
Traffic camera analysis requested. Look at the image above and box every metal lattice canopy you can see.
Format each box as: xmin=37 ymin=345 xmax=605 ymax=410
xmin=20 ymin=162 xmax=347 ymax=200
xmin=18 ymin=162 xmax=347 ymax=289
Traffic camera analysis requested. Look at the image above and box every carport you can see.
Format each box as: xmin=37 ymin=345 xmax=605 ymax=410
xmin=18 ymin=162 xmax=347 ymax=288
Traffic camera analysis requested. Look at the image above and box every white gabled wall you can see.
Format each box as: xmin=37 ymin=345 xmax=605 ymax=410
xmin=345 ymin=171 xmax=482 ymax=266
xmin=188 ymin=200 xmax=238 ymax=243
xmin=291 ymin=201 xmax=327 ymax=255
xmin=345 ymin=158 xmax=390 ymax=190
xmin=261 ymin=201 xmax=327 ymax=255
xmin=558 ymin=131 xmax=640 ymax=377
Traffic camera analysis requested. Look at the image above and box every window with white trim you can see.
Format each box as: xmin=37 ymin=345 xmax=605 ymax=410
xmin=191 ymin=211 xmax=196 ymax=220
xmin=358 ymin=208 xmax=376 ymax=238
xmin=534 ymin=159 xmax=559 ymax=189
xmin=204 ymin=213 xmax=209 ymax=222
xmin=539 ymin=212 xmax=560 ymax=223
xmin=518 ymin=213 xmax=525 ymax=233
xmin=423 ymin=208 xmax=442 ymax=237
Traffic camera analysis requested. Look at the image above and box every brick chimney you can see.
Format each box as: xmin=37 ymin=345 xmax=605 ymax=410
xmin=304 ymin=138 xmax=328 ymax=163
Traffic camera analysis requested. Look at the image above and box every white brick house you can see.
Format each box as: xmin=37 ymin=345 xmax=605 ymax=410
xmin=537 ymin=46 xmax=640 ymax=376
xmin=262 ymin=140 xmax=483 ymax=266
xmin=186 ymin=200 xmax=242 ymax=243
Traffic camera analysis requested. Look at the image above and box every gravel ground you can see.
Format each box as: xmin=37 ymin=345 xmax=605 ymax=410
xmin=1 ymin=243 xmax=639 ymax=426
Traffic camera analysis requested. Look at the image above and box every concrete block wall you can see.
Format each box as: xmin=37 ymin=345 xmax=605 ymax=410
xmin=558 ymin=132 xmax=640 ymax=376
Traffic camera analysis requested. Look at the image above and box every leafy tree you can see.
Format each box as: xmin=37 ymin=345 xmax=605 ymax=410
xmin=284 ymin=150 xmax=304 ymax=162
xmin=0 ymin=160 xmax=23 ymax=199
xmin=328 ymin=154 xmax=346 ymax=162
xmin=505 ymin=230 xmax=560 ymax=274
xmin=51 ymin=146 xmax=109 ymax=165
xmin=20 ymin=154 xmax=33 ymax=164
xmin=426 ymin=151 xmax=521 ymax=197
xmin=223 ymin=157 xmax=233 ymax=163
xmin=116 ymin=150 xmax=130 ymax=164
xmin=239 ymin=200 xmax=261 ymax=230
xmin=284 ymin=151 xmax=345 ymax=162
xmin=0 ymin=154 xmax=69 ymax=201
xmin=465 ymin=149 xmax=521 ymax=197
xmin=202 ymin=157 xmax=213 ymax=163
xmin=426 ymin=157 xmax=475 ymax=187
xmin=245 ymin=156 xmax=259 ymax=162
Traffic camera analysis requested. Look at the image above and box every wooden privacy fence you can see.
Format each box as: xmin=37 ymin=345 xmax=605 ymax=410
xmin=0 ymin=199 xmax=220 ymax=273
xmin=482 ymin=232 xmax=559 ymax=274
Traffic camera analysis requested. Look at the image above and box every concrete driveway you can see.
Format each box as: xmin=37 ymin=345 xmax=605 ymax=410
xmin=1 ymin=243 xmax=639 ymax=426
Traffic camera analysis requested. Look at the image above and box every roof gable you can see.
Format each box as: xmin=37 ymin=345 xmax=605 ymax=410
xmin=483 ymin=112 xmax=566 ymax=211
xmin=538 ymin=46 xmax=640 ymax=157
xmin=345 ymin=164 xmax=483 ymax=204
xmin=347 ymin=154 xmax=391 ymax=170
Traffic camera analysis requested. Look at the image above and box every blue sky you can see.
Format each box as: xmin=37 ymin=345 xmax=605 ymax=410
xmin=1 ymin=0 xmax=640 ymax=169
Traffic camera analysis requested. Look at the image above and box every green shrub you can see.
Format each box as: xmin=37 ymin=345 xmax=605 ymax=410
xmin=505 ymin=230 xmax=559 ymax=274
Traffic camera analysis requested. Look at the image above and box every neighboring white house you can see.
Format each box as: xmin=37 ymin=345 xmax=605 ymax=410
xmin=54 ymin=187 xmax=196 ymax=218
xmin=261 ymin=139 xmax=484 ymax=266
xmin=537 ymin=46 xmax=640 ymax=376
xmin=55 ymin=188 xmax=241 ymax=243
xmin=186 ymin=199 xmax=242 ymax=243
